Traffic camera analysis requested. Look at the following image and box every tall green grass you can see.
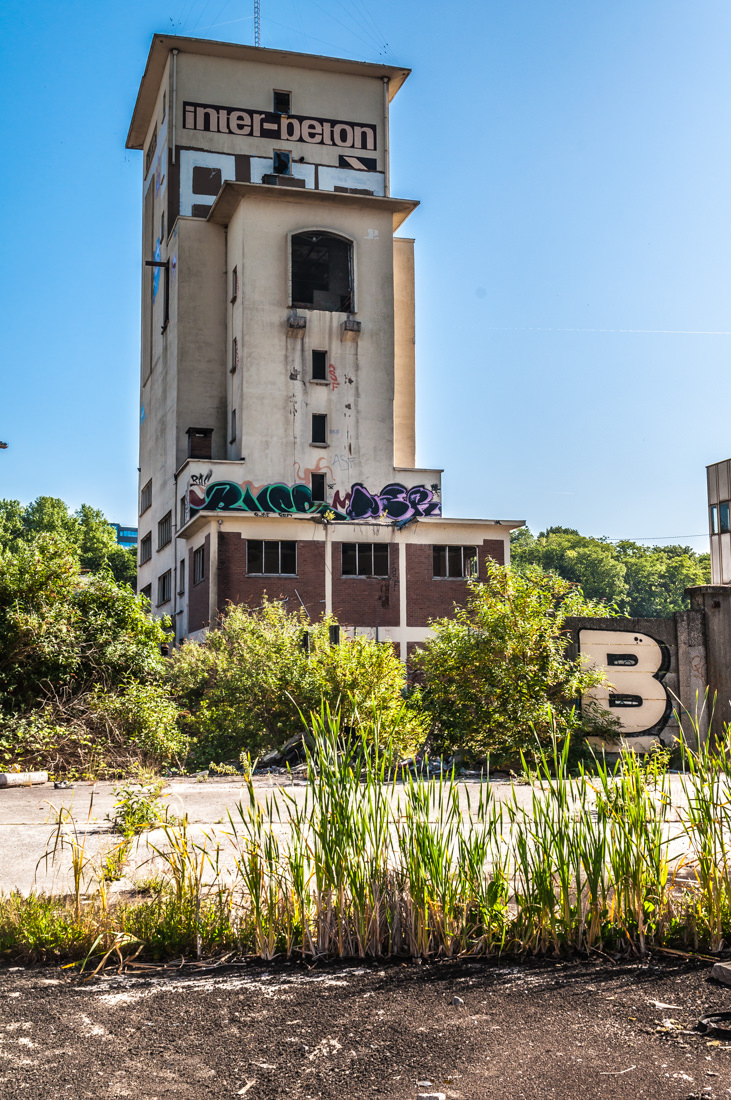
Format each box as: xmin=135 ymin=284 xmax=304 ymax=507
xmin=3 ymin=707 xmax=731 ymax=965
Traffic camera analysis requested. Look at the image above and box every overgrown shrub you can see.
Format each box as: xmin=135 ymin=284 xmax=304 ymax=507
xmin=167 ymin=600 xmax=425 ymax=764
xmin=89 ymin=682 xmax=186 ymax=765
xmin=413 ymin=563 xmax=611 ymax=763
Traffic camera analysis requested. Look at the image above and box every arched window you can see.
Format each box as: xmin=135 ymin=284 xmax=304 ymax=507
xmin=291 ymin=232 xmax=353 ymax=312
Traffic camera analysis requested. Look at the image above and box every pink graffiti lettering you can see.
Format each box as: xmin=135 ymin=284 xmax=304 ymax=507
xmin=328 ymin=363 xmax=339 ymax=391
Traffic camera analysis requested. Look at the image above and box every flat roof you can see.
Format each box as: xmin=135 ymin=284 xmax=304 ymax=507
xmin=127 ymin=34 xmax=411 ymax=149
xmin=204 ymin=180 xmax=418 ymax=231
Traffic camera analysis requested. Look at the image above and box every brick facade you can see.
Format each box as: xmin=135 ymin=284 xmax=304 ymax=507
xmin=406 ymin=538 xmax=505 ymax=627
xmin=188 ymin=533 xmax=210 ymax=631
xmin=331 ymin=540 xmax=400 ymax=627
xmin=217 ymin=532 xmax=326 ymax=618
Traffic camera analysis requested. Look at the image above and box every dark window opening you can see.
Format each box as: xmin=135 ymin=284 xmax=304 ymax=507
xmin=231 ymin=337 xmax=239 ymax=373
xmin=273 ymin=150 xmax=291 ymax=175
xmin=273 ymin=89 xmax=291 ymax=114
xmin=341 ymin=543 xmax=389 ymax=577
xmin=157 ymin=512 xmax=172 ymax=550
xmin=231 ymin=266 xmax=238 ymax=302
xmin=179 ymin=494 xmax=187 ymax=529
xmin=312 ymin=414 xmax=327 ymax=445
xmin=191 ymin=203 xmax=212 ymax=218
xmin=230 ymin=409 xmax=237 ymax=443
xmin=162 ymin=91 xmax=166 ymax=120
xmin=192 ymin=166 xmax=222 ymax=196
xmin=140 ymin=533 xmax=152 ymax=565
xmin=178 ymin=558 xmax=186 ymax=595
xmin=157 ymin=570 xmax=172 ymax=605
xmin=312 ymin=349 xmax=328 ymax=380
xmin=140 ymin=480 xmax=152 ymax=514
xmin=145 ymin=125 xmax=157 ymax=175
xmin=291 ymin=232 xmax=353 ymax=313
xmin=193 ymin=545 xmax=206 ymax=585
xmin=721 ymin=501 xmax=730 ymax=534
xmin=247 ymin=540 xmax=297 ymax=575
xmin=187 ymin=427 xmax=213 ymax=459
xmin=607 ymin=653 xmax=638 ymax=667
xmin=311 ymin=473 xmax=326 ymax=502
xmin=432 ymin=545 xmax=478 ymax=579
xmin=141 ymin=583 xmax=152 ymax=602
xmin=711 ymin=505 xmax=719 ymax=535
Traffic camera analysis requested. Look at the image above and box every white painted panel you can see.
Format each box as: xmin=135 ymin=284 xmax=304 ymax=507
xmin=711 ymin=535 xmax=721 ymax=585
xmin=579 ymin=629 xmax=669 ymax=735
xmin=719 ymin=461 xmax=730 ymax=503
xmin=721 ymin=533 xmax=731 ymax=584
xmin=179 ymin=149 xmax=236 ymax=216
xmin=318 ymin=166 xmax=385 ymax=196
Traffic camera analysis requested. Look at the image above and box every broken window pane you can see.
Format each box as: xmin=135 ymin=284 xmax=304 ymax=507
xmin=273 ymin=150 xmax=291 ymax=175
xmin=291 ymin=232 xmax=353 ymax=313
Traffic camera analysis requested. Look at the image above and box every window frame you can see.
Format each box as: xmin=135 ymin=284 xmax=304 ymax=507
xmin=290 ymin=230 xmax=354 ymax=314
xmin=246 ymin=540 xmax=298 ymax=576
xmin=273 ymin=89 xmax=292 ymax=114
xmin=157 ymin=511 xmax=172 ymax=550
xmin=230 ymin=408 xmax=237 ymax=444
xmin=231 ymin=337 xmax=238 ymax=373
xmin=157 ymin=570 xmax=172 ymax=606
xmin=273 ymin=149 xmax=292 ymax=176
xmin=432 ymin=545 xmax=478 ymax=579
xmin=711 ymin=505 xmax=719 ymax=535
xmin=341 ymin=542 xmax=390 ymax=578
xmin=193 ymin=545 xmax=206 ymax=586
xmin=140 ymin=479 xmax=152 ymax=514
xmin=230 ymin=265 xmax=238 ymax=303
xmin=178 ymin=557 xmax=186 ymax=596
xmin=139 ymin=532 xmax=152 ymax=565
xmin=721 ymin=502 xmax=731 ymax=535
xmin=311 ymin=349 xmax=328 ymax=381
xmin=311 ymin=473 xmax=326 ymax=503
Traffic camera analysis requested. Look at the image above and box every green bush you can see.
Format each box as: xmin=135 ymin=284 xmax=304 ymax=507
xmin=413 ymin=563 xmax=611 ymax=763
xmin=167 ymin=600 xmax=425 ymax=764
xmin=88 ymin=681 xmax=187 ymax=765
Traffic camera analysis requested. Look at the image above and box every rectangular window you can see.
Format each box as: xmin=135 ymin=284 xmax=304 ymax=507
xmin=230 ymin=408 xmax=237 ymax=443
xmin=432 ymin=545 xmax=478 ymax=579
xmin=231 ymin=265 xmax=238 ymax=302
xmin=160 ymin=212 xmax=165 ymax=241
xmin=231 ymin=337 xmax=238 ymax=373
xmin=341 ymin=543 xmax=389 ymax=577
xmin=312 ymin=349 xmax=328 ymax=380
xmin=247 ymin=540 xmax=297 ymax=575
xmin=187 ymin=427 xmax=213 ymax=459
xmin=145 ymin=124 xmax=157 ymax=175
xmin=711 ymin=505 xmax=719 ymax=535
xmin=157 ymin=511 xmax=172 ymax=550
xmin=273 ymin=150 xmax=291 ymax=175
xmin=140 ymin=583 xmax=152 ymax=602
xmin=157 ymin=570 xmax=172 ymax=605
xmin=179 ymin=494 xmax=187 ymax=529
xmin=193 ymin=545 xmax=205 ymax=585
xmin=139 ymin=532 xmax=152 ymax=565
xmin=162 ymin=91 xmax=166 ymax=120
xmin=178 ymin=558 xmax=186 ymax=595
xmin=140 ymin=479 xmax=152 ymax=514
xmin=312 ymin=413 xmax=327 ymax=445
xmin=273 ymin=89 xmax=291 ymax=114
xmin=721 ymin=502 xmax=730 ymax=534
xmin=311 ymin=473 xmax=326 ymax=503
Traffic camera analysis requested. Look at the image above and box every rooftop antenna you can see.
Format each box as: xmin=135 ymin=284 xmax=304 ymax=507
xmin=254 ymin=0 xmax=261 ymax=47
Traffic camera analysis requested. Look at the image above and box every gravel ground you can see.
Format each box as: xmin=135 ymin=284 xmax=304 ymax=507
xmin=1 ymin=956 xmax=731 ymax=1099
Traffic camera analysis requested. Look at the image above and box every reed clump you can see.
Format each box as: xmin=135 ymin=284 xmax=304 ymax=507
xmin=3 ymin=707 xmax=731 ymax=966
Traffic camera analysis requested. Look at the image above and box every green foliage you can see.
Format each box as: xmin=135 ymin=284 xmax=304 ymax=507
xmin=510 ymin=527 xmax=710 ymax=617
xmin=108 ymin=780 xmax=168 ymax=838
xmin=167 ymin=600 xmax=425 ymax=765
xmin=413 ymin=563 xmax=610 ymax=762
xmin=0 ymin=495 xmax=136 ymax=585
xmin=89 ymin=681 xmax=186 ymax=764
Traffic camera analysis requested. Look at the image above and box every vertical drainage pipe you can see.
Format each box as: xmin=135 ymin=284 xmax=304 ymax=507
xmin=382 ymin=76 xmax=390 ymax=196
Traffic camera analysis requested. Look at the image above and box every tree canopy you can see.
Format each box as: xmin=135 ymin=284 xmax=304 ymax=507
xmin=510 ymin=527 xmax=710 ymax=617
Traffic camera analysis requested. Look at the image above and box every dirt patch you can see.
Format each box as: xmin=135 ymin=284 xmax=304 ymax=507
xmin=0 ymin=957 xmax=729 ymax=1098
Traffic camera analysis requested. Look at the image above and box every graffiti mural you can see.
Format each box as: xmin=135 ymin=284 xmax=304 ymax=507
xmin=188 ymin=480 xmax=441 ymax=521
xmin=578 ymin=629 xmax=672 ymax=739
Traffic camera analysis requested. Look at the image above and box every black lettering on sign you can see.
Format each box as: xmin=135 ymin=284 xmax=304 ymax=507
xmin=607 ymin=653 xmax=638 ymax=667
xmin=609 ymin=693 xmax=644 ymax=708
xmin=183 ymin=101 xmax=377 ymax=151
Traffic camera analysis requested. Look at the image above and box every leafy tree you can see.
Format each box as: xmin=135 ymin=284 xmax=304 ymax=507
xmin=511 ymin=527 xmax=710 ymax=617
xmin=412 ymin=564 xmax=610 ymax=763
xmin=168 ymin=600 xmax=426 ymax=765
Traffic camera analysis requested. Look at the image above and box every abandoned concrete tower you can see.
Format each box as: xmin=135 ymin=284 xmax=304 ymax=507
xmin=128 ymin=34 xmax=522 ymax=655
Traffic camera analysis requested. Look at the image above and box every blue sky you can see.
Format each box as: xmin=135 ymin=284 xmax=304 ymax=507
xmin=1 ymin=0 xmax=729 ymax=548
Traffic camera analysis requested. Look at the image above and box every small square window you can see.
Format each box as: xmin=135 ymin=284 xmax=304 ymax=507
xmin=157 ymin=570 xmax=172 ymax=605
xmin=193 ymin=545 xmax=205 ymax=585
xmin=140 ymin=533 xmax=152 ymax=565
xmin=273 ymin=150 xmax=291 ymax=175
xmin=721 ymin=502 xmax=730 ymax=534
xmin=711 ymin=505 xmax=719 ymax=535
xmin=312 ymin=414 xmax=327 ymax=445
xmin=312 ymin=349 xmax=328 ymax=380
xmin=311 ymin=473 xmax=326 ymax=502
xmin=230 ymin=408 xmax=237 ymax=443
xmin=158 ymin=511 xmax=172 ymax=550
xmin=273 ymin=90 xmax=291 ymax=114
xmin=231 ymin=265 xmax=238 ymax=303
xmin=187 ymin=427 xmax=213 ymax=459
